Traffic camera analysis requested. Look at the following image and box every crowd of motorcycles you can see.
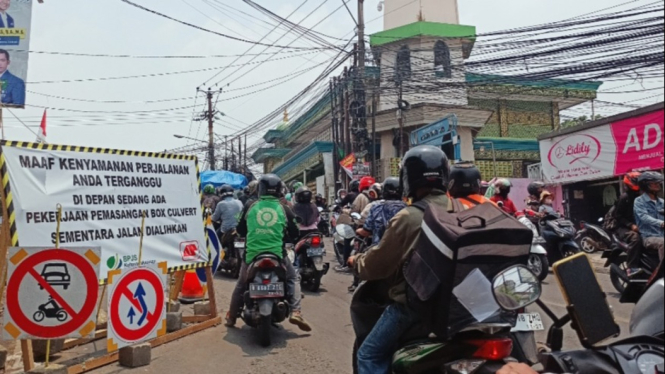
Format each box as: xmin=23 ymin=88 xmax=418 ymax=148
xmin=208 ymin=196 xmax=664 ymax=374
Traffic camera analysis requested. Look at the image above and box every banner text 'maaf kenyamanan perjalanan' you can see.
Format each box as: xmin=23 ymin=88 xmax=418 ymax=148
xmin=1 ymin=142 xmax=209 ymax=280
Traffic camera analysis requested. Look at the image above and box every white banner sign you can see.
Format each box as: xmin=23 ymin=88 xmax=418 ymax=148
xmin=1 ymin=143 xmax=208 ymax=280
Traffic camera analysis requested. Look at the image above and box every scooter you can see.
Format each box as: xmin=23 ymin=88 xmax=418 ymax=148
xmin=240 ymin=253 xmax=291 ymax=347
xmin=575 ymin=217 xmax=613 ymax=254
xmin=602 ymin=234 xmax=660 ymax=294
xmin=295 ymin=232 xmax=329 ymax=292
xmin=518 ymin=212 xmax=550 ymax=281
xmin=351 ymin=266 xmax=544 ymax=374
xmin=333 ymin=214 xmax=359 ymax=267
xmin=540 ymin=213 xmax=580 ymax=265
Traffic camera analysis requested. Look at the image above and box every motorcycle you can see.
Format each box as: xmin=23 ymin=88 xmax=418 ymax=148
xmin=295 ymin=232 xmax=329 ymax=292
xmin=318 ymin=207 xmax=332 ymax=237
xmin=33 ymin=298 xmax=68 ymax=323
xmin=536 ymin=253 xmax=664 ymax=373
xmin=602 ymin=234 xmax=660 ymax=294
xmin=241 ymin=253 xmax=291 ymax=347
xmin=219 ymin=231 xmax=243 ymax=279
xmin=575 ymin=217 xmax=613 ymax=254
xmin=518 ymin=212 xmax=551 ymax=281
xmin=333 ymin=213 xmax=361 ymax=267
xmin=351 ymin=266 xmax=543 ymax=374
xmin=540 ymin=213 xmax=580 ymax=265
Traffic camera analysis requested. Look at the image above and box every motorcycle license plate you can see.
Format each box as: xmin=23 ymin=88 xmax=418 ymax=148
xmin=513 ymin=313 xmax=545 ymax=332
xmin=234 ymin=242 xmax=245 ymax=249
xmin=307 ymin=247 xmax=325 ymax=257
xmin=249 ymin=283 xmax=284 ymax=298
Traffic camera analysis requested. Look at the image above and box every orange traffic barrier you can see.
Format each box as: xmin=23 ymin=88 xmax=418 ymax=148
xmin=178 ymin=270 xmax=205 ymax=304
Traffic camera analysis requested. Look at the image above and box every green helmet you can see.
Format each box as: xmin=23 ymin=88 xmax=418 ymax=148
xmin=203 ymin=184 xmax=216 ymax=195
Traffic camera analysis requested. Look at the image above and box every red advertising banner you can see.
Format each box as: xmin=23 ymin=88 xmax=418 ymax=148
xmin=611 ymin=111 xmax=664 ymax=175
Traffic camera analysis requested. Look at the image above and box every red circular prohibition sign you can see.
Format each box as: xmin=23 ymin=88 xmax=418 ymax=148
xmin=6 ymin=250 xmax=99 ymax=339
xmin=110 ymin=268 xmax=165 ymax=343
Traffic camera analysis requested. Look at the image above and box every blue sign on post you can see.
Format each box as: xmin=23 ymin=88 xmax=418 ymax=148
xmin=410 ymin=115 xmax=461 ymax=161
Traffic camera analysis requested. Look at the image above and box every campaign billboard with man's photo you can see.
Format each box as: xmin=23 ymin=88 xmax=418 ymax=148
xmin=0 ymin=0 xmax=32 ymax=108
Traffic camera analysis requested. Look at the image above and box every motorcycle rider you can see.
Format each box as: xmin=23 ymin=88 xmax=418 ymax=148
xmin=608 ymin=172 xmax=644 ymax=269
xmin=315 ymin=194 xmax=328 ymax=209
xmin=294 ymin=186 xmax=321 ymax=238
xmin=339 ymin=181 xmax=360 ymax=208
xmin=527 ymin=181 xmax=546 ymax=207
xmin=348 ymin=146 xmax=451 ymax=374
xmin=212 ymin=184 xmax=243 ymax=249
xmin=448 ymin=162 xmax=493 ymax=208
xmin=634 ymin=171 xmax=665 ymax=261
xmin=239 ymin=186 xmax=250 ymax=206
xmin=352 ymin=177 xmax=377 ymax=215
xmin=538 ymin=191 xmax=559 ymax=217
xmin=203 ymin=184 xmax=221 ymax=212
xmin=359 ymin=183 xmax=383 ymax=224
xmin=225 ymin=174 xmax=312 ymax=332
xmin=489 ymin=178 xmax=518 ymax=216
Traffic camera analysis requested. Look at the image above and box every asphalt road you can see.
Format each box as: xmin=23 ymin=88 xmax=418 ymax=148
xmin=87 ymin=248 xmax=633 ymax=374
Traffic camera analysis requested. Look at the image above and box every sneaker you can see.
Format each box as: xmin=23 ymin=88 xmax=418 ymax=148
xmin=335 ymin=265 xmax=351 ymax=273
xmin=225 ymin=312 xmax=236 ymax=328
xmin=289 ymin=311 xmax=312 ymax=332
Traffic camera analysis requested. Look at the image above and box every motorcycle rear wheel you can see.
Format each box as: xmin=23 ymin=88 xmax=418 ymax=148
xmin=579 ymin=236 xmax=598 ymax=254
xmin=528 ymin=254 xmax=549 ymax=281
xmin=610 ymin=263 xmax=628 ymax=294
xmin=259 ymin=316 xmax=272 ymax=347
xmin=308 ymin=275 xmax=322 ymax=293
xmin=57 ymin=310 xmax=69 ymax=322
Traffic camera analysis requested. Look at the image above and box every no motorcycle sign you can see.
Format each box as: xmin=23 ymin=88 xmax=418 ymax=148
xmin=3 ymin=247 xmax=102 ymax=340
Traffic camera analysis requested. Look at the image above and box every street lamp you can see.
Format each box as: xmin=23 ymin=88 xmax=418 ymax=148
xmin=173 ymin=134 xmax=207 ymax=143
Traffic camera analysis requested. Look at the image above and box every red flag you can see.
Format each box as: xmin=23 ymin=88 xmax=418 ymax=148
xmin=37 ymin=109 xmax=47 ymax=143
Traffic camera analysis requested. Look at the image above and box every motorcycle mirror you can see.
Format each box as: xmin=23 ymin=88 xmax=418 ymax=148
xmin=351 ymin=212 xmax=362 ymax=220
xmin=492 ymin=265 xmax=542 ymax=311
xmin=553 ymin=253 xmax=620 ymax=347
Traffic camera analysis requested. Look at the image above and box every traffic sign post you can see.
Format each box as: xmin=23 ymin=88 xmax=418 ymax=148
xmin=2 ymin=247 xmax=102 ymax=341
xmin=107 ymin=262 xmax=168 ymax=352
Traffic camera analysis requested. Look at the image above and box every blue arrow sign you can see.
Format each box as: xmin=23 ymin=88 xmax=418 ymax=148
xmin=134 ymin=283 xmax=149 ymax=327
xmin=127 ymin=307 xmax=136 ymax=325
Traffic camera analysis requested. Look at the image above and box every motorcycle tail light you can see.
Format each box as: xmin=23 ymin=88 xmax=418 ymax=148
xmin=257 ymin=259 xmax=278 ymax=269
xmin=468 ymin=338 xmax=514 ymax=360
xmin=262 ymin=279 xmax=271 ymax=285
xmin=311 ymin=236 xmax=322 ymax=246
xmin=580 ymin=221 xmax=586 ymax=229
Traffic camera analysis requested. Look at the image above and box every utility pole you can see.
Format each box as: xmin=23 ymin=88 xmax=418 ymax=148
xmin=197 ymin=87 xmax=222 ymax=171
xmin=224 ymin=135 xmax=229 ymax=170
xmin=357 ymin=0 xmax=365 ymax=80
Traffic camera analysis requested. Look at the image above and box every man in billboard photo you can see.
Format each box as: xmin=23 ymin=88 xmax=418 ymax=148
xmin=0 ymin=0 xmax=14 ymax=28
xmin=0 ymin=49 xmax=25 ymax=105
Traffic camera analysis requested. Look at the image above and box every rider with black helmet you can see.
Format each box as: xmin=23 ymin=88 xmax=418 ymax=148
xmin=448 ymin=162 xmax=493 ymax=208
xmin=227 ymin=174 xmax=312 ymax=332
xmin=349 ymin=146 xmax=451 ymax=374
xmin=212 ymin=184 xmax=243 ymax=246
xmin=634 ymin=171 xmax=664 ymax=261
xmin=294 ymin=186 xmax=320 ymax=237
xmin=315 ymin=193 xmax=327 ymax=209
xmin=339 ymin=180 xmax=360 ymax=208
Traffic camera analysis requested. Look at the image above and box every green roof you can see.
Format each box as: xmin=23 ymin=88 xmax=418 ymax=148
xmin=466 ymin=73 xmax=602 ymax=92
xmin=370 ymin=22 xmax=476 ymax=47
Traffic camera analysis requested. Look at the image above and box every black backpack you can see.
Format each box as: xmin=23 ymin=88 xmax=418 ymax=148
xmin=404 ymin=199 xmax=533 ymax=340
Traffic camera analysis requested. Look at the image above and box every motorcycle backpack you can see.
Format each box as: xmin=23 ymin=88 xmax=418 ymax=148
xmin=404 ymin=199 xmax=533 ymax=340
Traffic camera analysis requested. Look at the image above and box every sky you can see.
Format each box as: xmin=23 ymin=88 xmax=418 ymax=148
xmin=3 ymin=0 xmax=663 ymax=155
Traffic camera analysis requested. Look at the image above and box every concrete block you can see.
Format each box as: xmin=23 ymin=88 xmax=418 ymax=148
xmin=166 ymin=311 xmax=183 ymax=332
xmin=27 ymin=364 xmax=68 ymax=374
xmin=119 ymin=343 xmax=151 ymax=368
xmin=32 ymin=340 xmax=64 ymax=360
xmin=193 ymin=301 xmax=211 ymax=316
xmin=0 ymin=345 xmax=7 ymax=369
xmin=166 ymin=300 xmax=181 ymax=313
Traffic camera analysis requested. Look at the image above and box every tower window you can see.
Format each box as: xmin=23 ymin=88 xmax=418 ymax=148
xmin=395 ymin=45 xmax=411 ymax=83
xmin=434 ymin=41 xmax=452 ymax=78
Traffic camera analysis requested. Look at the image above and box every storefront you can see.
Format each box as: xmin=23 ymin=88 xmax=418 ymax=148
xmin=538 ymin=102 xmax=664 ymax=226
